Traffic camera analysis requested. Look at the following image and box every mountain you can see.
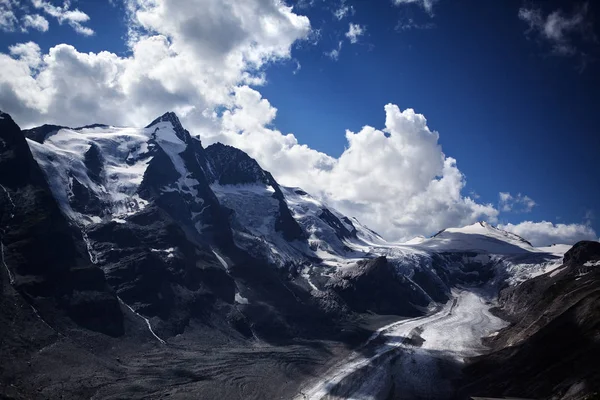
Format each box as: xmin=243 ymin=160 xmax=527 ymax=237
xmin=1 ymin=109 xmax=597 ymax=400
xmin=461 ymin=240 xmax=600 ymax=399
xmin=0 ymin=111 xmax=123 ymax=336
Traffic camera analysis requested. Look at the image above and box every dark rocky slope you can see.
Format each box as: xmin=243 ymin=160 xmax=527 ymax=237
xmin=205 ymin=142 xmax=305 ymax=241
xmin=0 ymin=111 xmax=123 ymax=336
xmin=0 ymin=110 xmax=380 ymax=399
xmin=327 ymin=256 xmax=432 ymax=317
xmin=461 ymin=241 xmax=600 ymax=400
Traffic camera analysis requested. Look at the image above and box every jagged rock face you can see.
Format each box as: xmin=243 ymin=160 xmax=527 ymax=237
xmin=327 ymin=257 xmax=431 ymax=317
xmin=205 ymin=142 xmax=271 ymax=185
xmin=0 ymin=111 xmax=123 ymax=336
xmin=21 ymin=124 xmax=65 ymax=144
xmin=205 ymin=143 xmax=305 ymax=244
xmin=563 ymin=240 xmax=600 ymax=266
xmin=146 ymin=111 xmax=190 ymax=143
xmin=83 ymin=143 xmax=104 ymax=185
xmin=461 ymin=240 xmax=600 ymax=399
xmin=86 ymin=206 xmax=236 ymax=336
xmin=141 ymin=115 xmax=234 ymax=247
xmin=20 ymin=111 xmax=245 ymax=339
xmin=318 ymin=208 xmax=357 ymax=240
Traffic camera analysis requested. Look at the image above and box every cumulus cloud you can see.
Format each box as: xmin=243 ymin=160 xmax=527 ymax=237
xmin=345 ymin=23 xmax=364 ymax=44
xmin=0 ymin=0 xmax=310 ymax=128
xmin=0 ymin=0 xmax=584 ymax=243
xmin=21 ymin=14 xmax=49 ymax=32
xmin=204 ymin=87 xmax=499 ymax=240
xmin=518 ymin=2 xmax=596 ymax=57
xmin=8 ymin=41 xmax=43 ymax=68
xmin=0 ymin=0 xmax=18 ymax=32
xmin=499 ymin=192 xmax=536 ymax=213
xmin=393 ymin=0 xmax=439 ymax=15
xmin=0 ymin=0 xmax=500 ymax=241
xmin=499 ymin=221 xmax=597 ymax=246
xmin=1 ymin=0 xmax=89 ymax=35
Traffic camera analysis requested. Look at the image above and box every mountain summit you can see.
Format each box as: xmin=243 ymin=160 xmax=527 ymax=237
xmin=1 ymin=110 xmax=597 ymax=400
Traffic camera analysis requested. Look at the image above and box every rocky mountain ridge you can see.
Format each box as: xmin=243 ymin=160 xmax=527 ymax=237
xmin=1 ymin=110 xmax=597 ymax=400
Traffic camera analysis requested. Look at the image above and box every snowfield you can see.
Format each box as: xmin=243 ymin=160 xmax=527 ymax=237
xmin=27 ymin=126 xmax=154 ymax=224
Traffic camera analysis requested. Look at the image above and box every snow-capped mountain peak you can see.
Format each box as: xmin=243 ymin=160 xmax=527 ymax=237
xmin=20 ymin=112 xmax=569 ymax=291
xmin=23 ymin=112 xmax=223 ymax=237
xmin=146 ymin=111 xmax=189 ymax=143
xmin=416 ymin=221 xmax=534 ymax=254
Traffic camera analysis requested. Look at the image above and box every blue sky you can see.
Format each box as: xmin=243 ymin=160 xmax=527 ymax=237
xmin=261 ymin=0 xmax=600 ymax=232
xmin=0 ymin=0 xmax=598 ymax=244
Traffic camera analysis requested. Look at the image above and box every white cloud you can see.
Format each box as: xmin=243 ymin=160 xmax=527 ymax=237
xmin=334 ymin=0 xmax=354 ymax=20
xmin=518 ymin=3 xmax=595 ymax=57
xmin=206 ymin=87 xmax=499 ymax=241
xmin=325 ymin=41 xmax=342 ymax=60
xmin=21 ymin=14 xmax=49 ymax=32
xmin=8 ymin=41 xmax=43 ymax=68
xmin=32 ymin=0 xmax=94 ymax=35
xmin=0 ymin=0 xmax=18 ymax=32
xmin=0 ymin=0 xmax=585 ymax=244
xmin=345 ymin=23 xmax=364 ymax=44
xmin=0 ymin=0 xmax=501 ymax=242
xmin=395 ymin=18 xmax=435 ymax=31
xmin=393 ymin=0 xmax=438 ymax=15
xmin=499 ymin=221 xmax=597 ymax=246
xmin=0 ymin=0 xmax=310 ymax=128
xmin=499 ymin=192 xmax=536 ymax=213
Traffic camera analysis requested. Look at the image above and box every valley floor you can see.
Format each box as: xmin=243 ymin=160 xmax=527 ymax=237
xmin=296 ymin=289 xmax=507 ymax=400
xmin=0 ymin=289 xmax=399 ymax=400
xmin=2 ymin=289 xmax=507 ymax=400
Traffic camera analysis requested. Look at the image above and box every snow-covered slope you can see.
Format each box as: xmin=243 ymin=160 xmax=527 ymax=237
xmin=415 ymin=221 xmax=533 ymax=253
xmin=27 ymin=125 xmax=152 ymax=224
xmin=25 ymin=112 xmax=227 ymax=242
xmin=23 ymin=112 xmax=572 ymax=306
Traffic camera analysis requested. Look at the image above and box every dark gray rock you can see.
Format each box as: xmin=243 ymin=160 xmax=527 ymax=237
xmin=21 ymin=124 xmax=66 ymax=144
xmin=0 ymin=110 xmax=123 ymax=337
xmin=461 ymin=241 xmax=600 ymax=400
xmin=327 ymin=256 xmax=431 ymax=317
xmin=204 ymin=143 xmax=305 ymax=241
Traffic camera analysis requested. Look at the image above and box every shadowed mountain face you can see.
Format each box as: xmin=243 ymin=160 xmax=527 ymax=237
xmin=205 ymin=142 xmax=305 ymax=242
xmin=0 ymin=111 xmax=123 ymax=337
xmin=461 ymin=240 xmax=600 ymax=399
xmin=327 ymin=256 xmax=432 ymax=316
xmin=1 ymin=110 xmax=597 ymax=400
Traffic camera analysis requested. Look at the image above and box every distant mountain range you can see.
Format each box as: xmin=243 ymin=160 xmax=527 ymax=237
xmin=1 ymin=110 xmax=597 ymax=400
